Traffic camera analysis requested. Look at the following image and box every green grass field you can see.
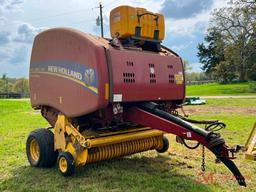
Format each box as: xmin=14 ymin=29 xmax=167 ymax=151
xmin=186 ymin=82 xmax=256 ymax=96
xmin=0 ymin=99 xmax=256 ymax=192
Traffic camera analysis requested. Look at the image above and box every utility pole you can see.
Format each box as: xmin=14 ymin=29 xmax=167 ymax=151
xmin=99 ymin=2 xmax=104 ymax=38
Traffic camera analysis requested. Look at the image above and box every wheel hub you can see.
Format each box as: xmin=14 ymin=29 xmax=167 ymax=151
xmin=59 ymin=157 xmax=68 ymax=173
xmin=30 ymin=138 xmax=40 ymax=162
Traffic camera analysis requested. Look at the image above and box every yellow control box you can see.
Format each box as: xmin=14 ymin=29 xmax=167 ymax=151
xmin=110 ymin=6 xmax=165 ymax=41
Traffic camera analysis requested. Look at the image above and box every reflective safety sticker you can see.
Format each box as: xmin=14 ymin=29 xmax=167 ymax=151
xmin=113 ymin=94 xmax=122 ymax=102
xmin=174 ymin=72 xmax=184 ymax=85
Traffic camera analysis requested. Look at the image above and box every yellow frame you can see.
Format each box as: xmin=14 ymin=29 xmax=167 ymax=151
xmin=245 ymin=122 xmax=256 ymax=160
xmin=54 ymin=114 xmax=164 ymax=166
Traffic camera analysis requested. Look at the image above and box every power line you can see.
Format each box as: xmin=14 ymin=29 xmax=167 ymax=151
xmin=0 ymin=7 xmax=97 ymax=27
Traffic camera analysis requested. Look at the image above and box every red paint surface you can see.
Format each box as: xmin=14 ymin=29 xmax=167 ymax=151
xmin=30 ymin=28 xmax=109 ymax=117
xmin=110 ymin=49 xmax=185 ymax=102
xmin=123 ymin=107 xmax=208 ymax=147
xmin=30 ymin=28 xmax=185 ymax=117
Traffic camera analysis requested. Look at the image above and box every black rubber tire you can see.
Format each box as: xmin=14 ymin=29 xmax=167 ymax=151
xmin=26 ymin=128 xmax=58 ymax=167
xmin=57 ymin=152 xmax=75 ymax=177
xmin=156 ymin=136 xmax=169 ymax=153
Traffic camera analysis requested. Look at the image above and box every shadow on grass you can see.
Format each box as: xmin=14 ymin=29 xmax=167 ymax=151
xmin=1 ymin=155 xmax=214 ymax=192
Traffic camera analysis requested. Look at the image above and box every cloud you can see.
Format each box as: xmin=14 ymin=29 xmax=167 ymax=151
xmin=0 ymin=42 xmax=31 ymax=77
xmin=165 ymin=11 xmax=210 ymax=37
xmin=164 ymin=0 xmax=229 ymax=37
xmin=0 ymin=30 xmax=11 ymax=45
xmin=0 ymin=22 xmax=46 ymax=77
xmin=13 ymin=23 xmax=46 ymax=43
xmin=0 ymin=44 xmax=12 ymax=61
xmin=161 ymin=0 xmax=213 ymax=19
xmin=8 ymin=44 xmax=28 ymax=64
xmin=170 ymin=41 xmax=193 ymax=52
xmin=190 ymin=62 xmax=203 ymax=72
xmin=0 ymin=0 xmax=24 ymax=13
xmin=0 ymin=15 xmax=5 ymax=23
xmin=0 ymin=48 xmax=30 ymax=77
xmin=0 ymin=0 xmax=231 ymax=76
xmin=0 ymin=41 xmax=31 ymax=77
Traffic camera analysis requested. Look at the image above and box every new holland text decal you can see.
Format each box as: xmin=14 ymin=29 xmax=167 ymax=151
xmin=30 ymin=60 xmax=98 ymax=94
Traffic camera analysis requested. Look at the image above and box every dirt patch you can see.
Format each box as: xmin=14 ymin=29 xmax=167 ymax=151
xmin=26 ymin=111 xmax=41 ymax=115
xmin=180 ymin=106 xmax=256 ymax=116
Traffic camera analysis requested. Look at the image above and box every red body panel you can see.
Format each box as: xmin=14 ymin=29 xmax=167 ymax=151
xmin=109 ymin=49 xmax=185 ymax=102
xmin=29 ymin=28 xmax=185 ymax=117
xmin=30 ymin=28 xmax=109 ymax=117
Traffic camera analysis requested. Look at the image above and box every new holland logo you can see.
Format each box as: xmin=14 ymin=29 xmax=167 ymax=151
xmin=84 ymin=68 xmax=95 ymax=85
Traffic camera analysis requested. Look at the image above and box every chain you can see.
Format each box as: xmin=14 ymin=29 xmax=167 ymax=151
xmin=201 ymin=145 xmax=206 ymax=172
xmin=201 ymin=124 xmax=208 ymax=172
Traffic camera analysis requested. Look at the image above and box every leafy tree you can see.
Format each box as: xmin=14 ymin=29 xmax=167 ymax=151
xmin=0 ymin=74 xmax=13 ymax=93
xmin=198 ymin=0 xmax=256 ymax=82
xmin=183 ymin=60 xmax=192 ymax=72
xmin=12 ymin=78 xmax=29 ymax=95
xmin=211 ymin=0 xmax=255 ymax=81
xmin=197 ymin=28 xmax=225 ymax=76
xmin=0 ymin=79 xmax=5 ymax=93
xmin=213 ymin=61 xmax=237 ymax=83
xmin=186 ymin=72 xmax=211 ymax=82
xmin=246 ymin=34 xmax=256 ymax=80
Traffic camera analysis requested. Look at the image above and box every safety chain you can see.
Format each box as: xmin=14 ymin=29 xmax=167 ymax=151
xmin=201 ymin=124 xmax=208 ymax=172
xmin=201 ymin=145 xmax=206 ymax=172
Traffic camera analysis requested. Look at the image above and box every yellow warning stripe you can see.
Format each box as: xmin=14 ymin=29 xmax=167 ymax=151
xmin=30 ymin=71 xmax=98 ymax=94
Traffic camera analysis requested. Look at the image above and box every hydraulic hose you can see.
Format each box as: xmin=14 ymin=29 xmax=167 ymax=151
xmin=133 ymin=102 xmax=246 ymax=186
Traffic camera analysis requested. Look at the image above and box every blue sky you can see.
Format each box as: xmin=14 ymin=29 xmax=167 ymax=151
xmin=0 ymin=0 xmax=228 ymax=77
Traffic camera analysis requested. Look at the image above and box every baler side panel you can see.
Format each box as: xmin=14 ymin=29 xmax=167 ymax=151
xmin=29 ymin=28 xmax=109 ymax=117
xmin=109 ymin=49 xmax=185 ymax=102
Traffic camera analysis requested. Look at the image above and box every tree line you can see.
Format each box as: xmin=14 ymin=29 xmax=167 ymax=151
xmin=197 ymin=0 xmax=256 ymax=83
xmin=0 ymin=74 xmax=29 ymax=97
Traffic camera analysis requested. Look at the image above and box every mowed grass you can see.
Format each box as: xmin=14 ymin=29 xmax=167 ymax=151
xmin=186 ymin=82 xmax=256 ymax=96
xmin=0 ymin=99 xmax=256 ymax=192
